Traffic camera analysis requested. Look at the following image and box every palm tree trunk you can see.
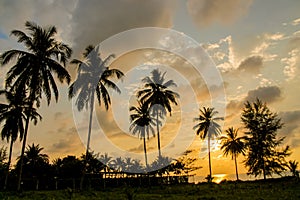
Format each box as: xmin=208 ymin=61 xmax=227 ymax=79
xmin=4 ymin=137 xmax=14 ymax=190
xmin=17 ymin=115 xmax=30 ymax=191
xmin=80 ymin=92 xmax=95 ymax=190
xmin=143 ymin=137 xmax=148 ymax=169
xmin=234 ymin=154 xmax=239 ymax=181
xmin=263 ymin=158 xmax=266 ymax=180
xmin=208 ymin=137 xmax=212 ymax=180
xmin=156 ymin=112 xmax=161 ymax=158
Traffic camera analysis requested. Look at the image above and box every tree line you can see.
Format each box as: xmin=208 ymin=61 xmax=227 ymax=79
xmin=0 ymin=21 xmax=298 ymax=191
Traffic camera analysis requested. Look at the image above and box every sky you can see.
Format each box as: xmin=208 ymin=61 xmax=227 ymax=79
xmin=0 ymin=0 xmax=300 ymax=179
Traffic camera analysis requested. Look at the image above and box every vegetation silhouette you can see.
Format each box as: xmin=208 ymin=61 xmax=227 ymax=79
xmin=129 ymin=101 xmax=156 ymax=169
xmin=68 ymin=45 xmax=124 ymax=189
xmin=220 ymin=127 xmax=246 ymax=181
xmin=193 ymin=107 xmax=223 ymax=182
xmin=15 ymin=143 xmax=49 ymax=190
xmin=137 ymin=69 xmax=179 ymax=158
xmin=242 ymin=98 xmax=291 ymax=180
xmin=0 ymin=21 xmax=72 ymax=190
xmin=0 ymin=89 xmax=41 ymax=189
xmin=288 ymin=160 xmax=299 ymax=179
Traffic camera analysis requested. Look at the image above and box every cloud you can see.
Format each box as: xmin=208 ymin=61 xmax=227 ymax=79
xmin=187 ymin=0 xmax=252 ymax=27
xmin=48 ymin=127 xmax=83 ymax=154
xmin=226 ymin=85 xmax=282 ymax=113
xmin=288 ymin=36 xmax=300 ymax=51
xmin=71 ymin=0 xmax=176 ymax=55
xmin=279 ymin=110 xmax=300 ymax=148
xmin=0 ymin=0 xmax=75 ymax=46
xmin=291 ymin=18 xmax=300 ymax=26
xmin=281 ymin=49 xmax=299 ymax=81
xmin=0 ymin=0 xmax=176 ymax=57
xmin=237 ymin=55 xmax=263 ymax=73
xmin=245 ymin=85 xmax=282 ymax=103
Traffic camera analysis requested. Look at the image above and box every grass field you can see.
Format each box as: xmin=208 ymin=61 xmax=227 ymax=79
xmin=1 ymin=178 xmax=299 ymax=200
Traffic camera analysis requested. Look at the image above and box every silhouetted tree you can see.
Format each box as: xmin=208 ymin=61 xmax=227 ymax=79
xmin=137 ymin=69 xmax=179 ymax=158
xmin=16 ymin=143 xmax=50 ymax=190
xmin=0 ymin=90 xmax=41 ymax=189
xmin=130 ymin=101 xmax=156 ymax=169
xmin=287 ymin=160 xmax=299 ymax=178
xmin=0 ymin=21 xmax=72 ymax=190
xmin=220 ymin=127 xmax=246 ymax=180
xmin=80 ymin=151 xmax=104 ymax=174
xmin=241 ymin=99 xmax=291 ymax=180
xmin=193 ymin=107 xmax=223 ymax=182
xmin=68 ymin=45 xmax=123 ymax=189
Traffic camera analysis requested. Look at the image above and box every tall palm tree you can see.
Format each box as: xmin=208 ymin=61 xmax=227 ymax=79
xmin=220 ymin=127 xmax=246 ymax=181
xmin=0 ymin=90 xmax=41 ymax=189
xmin=0 ymin=21 xmax=72 ymax=190
xmin=193 ymin=107 xmax=223 ymax=181
xmin=69 ymin=45 xmax=124 ymax=189
xmin=129 ymin=101 xmax=156 ymax=169
xmin=137 ymin=69 xmax=179 ymax=158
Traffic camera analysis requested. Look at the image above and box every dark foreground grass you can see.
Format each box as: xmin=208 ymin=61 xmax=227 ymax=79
xmin=1 ymin=178 xmax=300 ymax=200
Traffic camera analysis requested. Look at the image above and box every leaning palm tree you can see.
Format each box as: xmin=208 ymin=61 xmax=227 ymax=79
xmin=0 ymin=21 xmax=72 ymax=190
xmin=220 ymin=127 xmax=246 ymax=181
xmin=129 ymin=101 xmax=156 ymax=169
xmin=137 ymin=69 xmax=179 ymax=158
xmin=69 ymin=45 xmax=124 ymax=189
xmin=0 ymin=90 xmax=41 ymax=189
xmin=193 ymin=107 xmax=223 ymax=181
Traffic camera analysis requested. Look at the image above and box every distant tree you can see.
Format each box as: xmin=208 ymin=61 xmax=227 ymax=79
xmin=1 ymin=21 xmax=72 ymax=190
xmin=241 ymin=99 xmax=291 ymax=180
xmin=137 ymin=69 xmax=179 ymax=158
xmin=193 ymin=107 xmax=223 ymax=182
xmin=99 ymin=153 xmax=112 ymax=179
xmin=129 ymin=101 xmax=156 ymax=169
xmin=150 ymin=156 xmax=173 ymax=175
xmin=127 ymin=159 xmax=144 ymax=173
xmin=111 ymin=157 xmax=126 ymax=177
xmin=54 ymin=155 xmax=83 ymax=179
xmin=80 ymin=151 xmax=104 ymax=174
xmin=220 ymin=127 xmax=246 ymax=180
xmin=287 ymin=160 xmax=299 ymax=178
xmin=16 ymin=143 xmax=50 ymax=190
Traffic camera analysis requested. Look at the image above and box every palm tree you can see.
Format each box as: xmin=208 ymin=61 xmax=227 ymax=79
xmin=129 ymin=101 xmax=156 ymax=169
xmin=137 ymin=69 xmax=179 ymax=158
xmin=68 ymin=45 xmax=124 ymax=189
xmin=0 ymin=90 xmax=41 ymax=189
xmin=16 ymin=143 xmax=49 ymax=190
xmin=287 ymin=160 xmax=299 ymax=178
xmin=193 ymin=107 xmax=223 ymax=181
xmin=0 ymin=21 xmax=72 ymax=190
xmin=220 ymin=127 xmax=246 ymax=181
